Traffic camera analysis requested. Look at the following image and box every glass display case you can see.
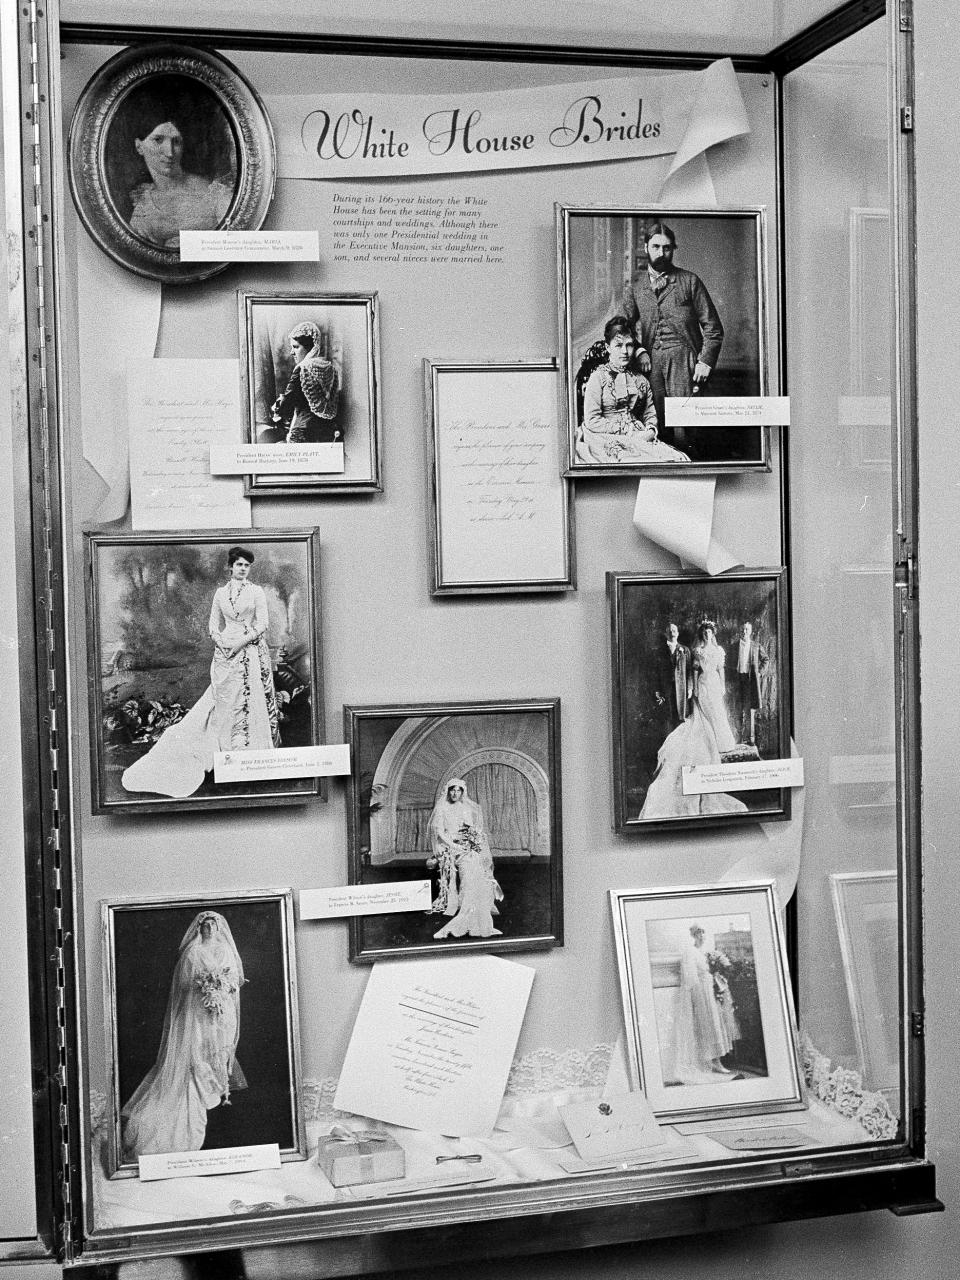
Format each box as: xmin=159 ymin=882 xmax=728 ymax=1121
xmin=2 ymin=0 xmax=940 ymax=1270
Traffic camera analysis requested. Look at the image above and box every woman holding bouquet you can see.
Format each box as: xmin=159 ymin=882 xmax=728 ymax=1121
xmin=121 ymin=911 xmax=247 ymax=1159
xmin=427 ymin=778 xmax=503 ymax=940
xmin=671 ymin=923 xmax=735 ymax=1083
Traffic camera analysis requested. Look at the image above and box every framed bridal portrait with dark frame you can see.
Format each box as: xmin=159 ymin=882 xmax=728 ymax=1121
xmin=558 ymin=205 xmax=769 ymax=476
xmin=85 ymin=528 xmax=323 ymax=815
xmin=608 ymin=567 xmax=790 ymax=833
xmin=68 ymin=42 xmax=276 ymax=283
xmin=344 ymin=699 xmax=563 ymax=962
xmin=610 ymin=882 xmax=805 ymax=1124
xmin=101 ymin=889 xmax=305 ymax=1178
xmin=239 ymin=292 xmax=383 ymax=496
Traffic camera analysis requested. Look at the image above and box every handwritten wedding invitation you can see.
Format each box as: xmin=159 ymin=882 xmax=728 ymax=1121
xmin=559 ymin=1092 xmax=664 ymax=1162
xmin=334 ymin=955 xmax=535 ymax=1137
xmin=126 ymin=359 xmax=250 ymax=530
xmin=430 ymin=364 xmax=570 ymax=590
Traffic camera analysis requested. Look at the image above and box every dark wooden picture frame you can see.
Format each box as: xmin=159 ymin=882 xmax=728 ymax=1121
xmin=345 ymin=699 xmax=563 ymax=961
xmin=608 ymin=568 xmax=790 ymax=833
xmin=559 ymin=205 xmax=769 ymax=476
xmin=101 ymin=889 xmax=306 ymax=1177
xmin=85 ymin=528 xmax=324 ymax=815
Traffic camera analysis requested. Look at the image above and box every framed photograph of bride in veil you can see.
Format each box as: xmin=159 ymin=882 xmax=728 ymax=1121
xmin=84 ymin=528 xmax=323 ymax=815
xmin=609 ymin=882 xmax=805 ymax=1124
xmin=344 ymin=699 xmax=563 ymax=962
xmin=101 ymin=889 xmax=306 ymax=1178
xmin=608 ymin=568 xmax=790 ymax=834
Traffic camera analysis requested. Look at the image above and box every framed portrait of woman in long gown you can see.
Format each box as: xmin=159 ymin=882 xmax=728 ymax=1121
xmin=344 ymin=699 xmax=563 ymax=961
xmin=85 ymin=528 xmax=323 ymax=814
xmin=610 ymin=882 xmax=805 ymax=1123
xmin=102 ymin=890 xmax=305 ymax=1178
xmin=607 ymin=568 xmax=790 ymax=833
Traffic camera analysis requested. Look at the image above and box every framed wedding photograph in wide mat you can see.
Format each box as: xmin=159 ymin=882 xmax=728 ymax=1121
xmin=85 ymin=528 xmax=323 ymax=815
xmin=239 ymin=292 xmax=382 ymax=496
xmin=608 ymin=567 xmax=790 ymax=833
xmin=558 ymin=205 xmax=769 ymax=476
xmin=830 ymin=870 xmax=900 ymax=1097
xmin=101 ymin=889 xmax=306 ymax=1178
xmin=344 ymin=699 xmax=563 ymax=961
xmin=68 ymin=42 xmax=276 ymax=284
xmin=424 ymin=359 xmax=574 ymax=594
xmin=609 ymin=882 xmax=805 ymax=1123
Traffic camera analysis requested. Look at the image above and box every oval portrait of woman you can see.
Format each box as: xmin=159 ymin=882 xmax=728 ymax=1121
xmin=69 ymin=43 xmax=275 ymax=284
xmin=103 ymin=75 xmax=240 ymax=251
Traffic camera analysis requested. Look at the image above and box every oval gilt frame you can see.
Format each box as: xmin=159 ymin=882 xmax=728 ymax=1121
xmin=68 ymin=42 xmax=276 ymax=284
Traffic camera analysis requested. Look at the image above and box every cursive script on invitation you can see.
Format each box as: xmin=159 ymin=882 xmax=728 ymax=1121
xmin=390 ymin=985 xmax=485 ymax=1098
xmin=449 ymin=416 xmax=550 ymax=526
xmin=126 ymin=359 xmax=250 ymax=531
xmin=434 ymin=367 xmax=567 ymax=588
xmin=333 ymin=954 xmax=535 ymax=1137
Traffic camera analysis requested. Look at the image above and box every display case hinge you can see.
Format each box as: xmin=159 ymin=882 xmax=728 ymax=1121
xmin=900 ymin=104 xmax=914 ymax=133
xmin=894 ymin=549 xmax=917 ymax=601
xmin=910 ymin=1008 xmax=924 ymax=1038
xmin=899 ymin=0 xmax=913 ymax=32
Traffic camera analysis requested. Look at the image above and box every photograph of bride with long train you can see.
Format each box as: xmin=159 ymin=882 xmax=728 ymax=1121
xmin=102 ymin=891 xmax=305 ymax=1177
xmin=608 ymin=568 xmax=790 ymax=833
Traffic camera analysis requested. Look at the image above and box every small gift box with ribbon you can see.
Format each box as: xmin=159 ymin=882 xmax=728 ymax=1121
xmin=317 ymin=1124 xmax=406 ymax=1187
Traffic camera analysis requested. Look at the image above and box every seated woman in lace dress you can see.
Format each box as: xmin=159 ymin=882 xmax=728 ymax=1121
xmin=580 ymin=316 xmax=690 ymax=465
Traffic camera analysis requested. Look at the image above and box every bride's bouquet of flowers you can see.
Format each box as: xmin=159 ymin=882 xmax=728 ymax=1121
xmin=706 ymin=948 xmax=733 ymax=1006
xmin=456 ymin=823 xmax=484 ymax=856
xmin=196 ymin=967 xmax=238 ymax=1018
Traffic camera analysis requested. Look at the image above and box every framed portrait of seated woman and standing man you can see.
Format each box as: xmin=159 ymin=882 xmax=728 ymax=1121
xmin=558 ymin=205 xmax=769 ymax=477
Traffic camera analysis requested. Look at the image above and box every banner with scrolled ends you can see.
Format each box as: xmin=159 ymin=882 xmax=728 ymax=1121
xmin=264 ymin=59 xmax=749 ymax=182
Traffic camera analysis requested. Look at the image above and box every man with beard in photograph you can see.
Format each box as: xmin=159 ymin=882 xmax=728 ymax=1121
xmin=621 ymin=221 xmax=724 ymax=450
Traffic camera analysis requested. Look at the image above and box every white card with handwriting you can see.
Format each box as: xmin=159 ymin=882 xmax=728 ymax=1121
xmin=127 ymin=359 xmax=251 ymax=531
xmin=334 ymin=955 xmax=534 ymax=1138
xmin=559 ymin=1091 xmax=663 ymax=1161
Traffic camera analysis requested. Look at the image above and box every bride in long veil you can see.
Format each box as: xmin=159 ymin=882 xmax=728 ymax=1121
xmin=427 ymin=778 xmax=503 ymax=940
xmin=121 ymin=910 xmax=247 ymax=1159
xmin=638 ymin=621 xmax=748 ymax=821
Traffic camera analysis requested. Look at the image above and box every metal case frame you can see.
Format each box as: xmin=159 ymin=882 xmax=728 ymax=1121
xmin=1 ymin=0 xmax=936 ymax=1267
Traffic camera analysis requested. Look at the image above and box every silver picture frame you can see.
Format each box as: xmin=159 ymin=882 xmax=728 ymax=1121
xmin=239 ymin=291 xmax=383 ymax=496
xmin=424 ymin=359 xmax=574 ymax=595
xmin=610 ymin=881 xmax=805 ymax=1124
xmin=557 ymin=205 xmax=770 ymax=476
xmin=101 ymin=888 xmax=306 ymax=1178
xmin=830 ymin=870 xmax=900 ymax=1098
xmin=68 ymin=42 xmax=276 ymax=284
